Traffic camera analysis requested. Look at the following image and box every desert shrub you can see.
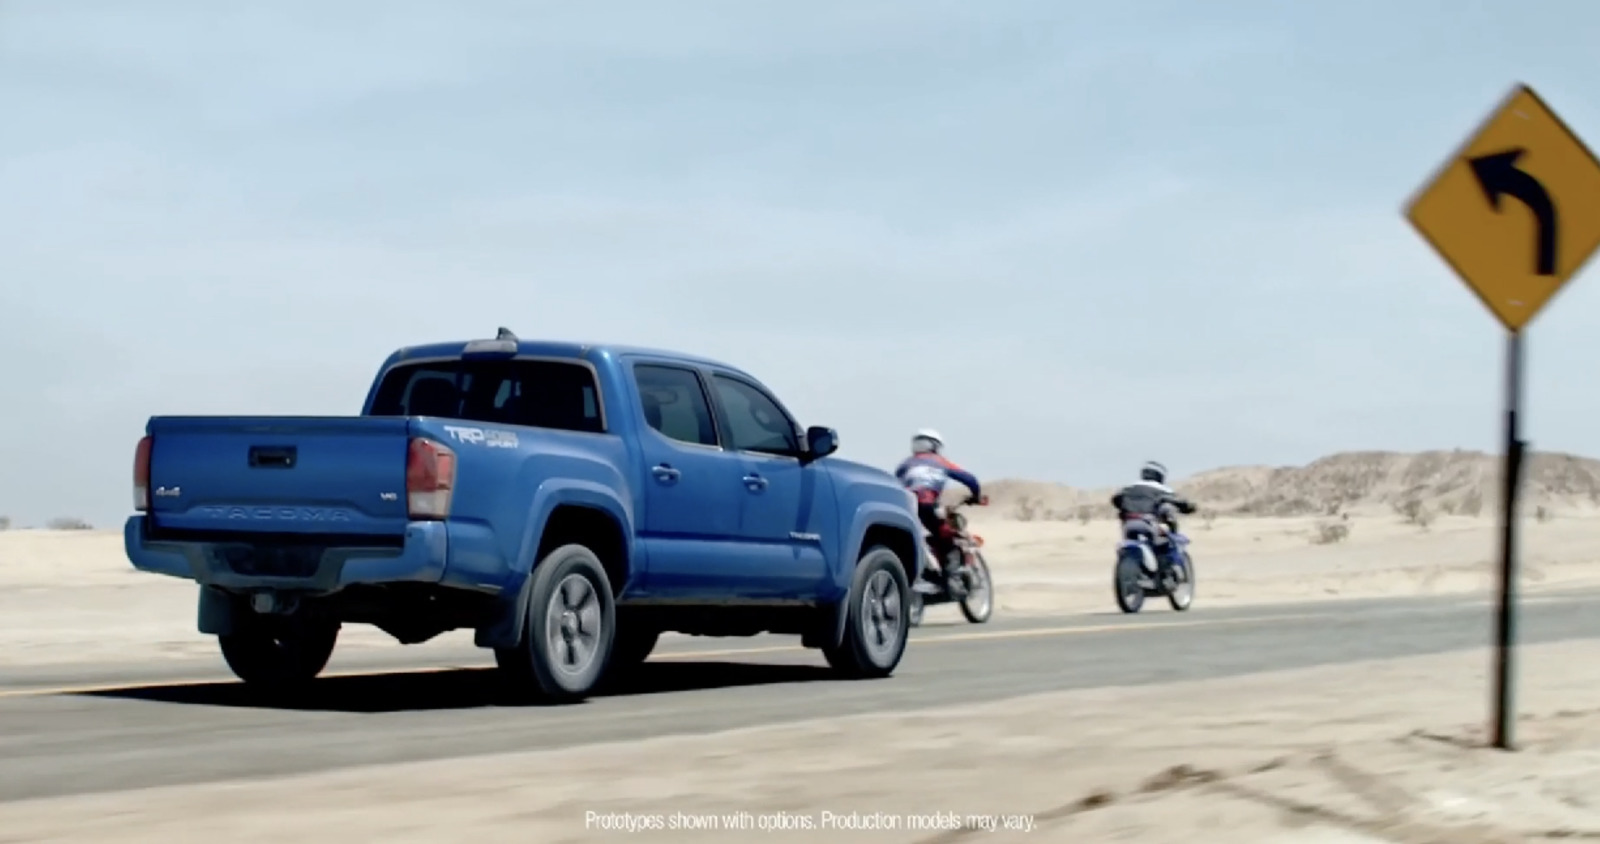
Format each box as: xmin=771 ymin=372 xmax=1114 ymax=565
xmin=1075 ymin=504 xmax=1093 ymax=525
xmin=1311 ymin=519 xmax=1350 ymax=545
xmin=1394 ymin=498 xmax=1434 ymax=529
xmin=46 ymin=516 xmax=92 ymax=531
xmin=1200 ymin=510 xmax=1217 ymax=530
xmin=1535 ymin=504 xmax=1552 ymax=523
xmin=0 ymin=516 xmax=9 ymax=531
xmin=1014 ymin=497 xmax=1040 ymax=522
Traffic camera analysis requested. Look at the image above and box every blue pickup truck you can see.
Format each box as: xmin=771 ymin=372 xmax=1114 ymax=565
xmin=125 ymin=329 xmax=925 ymax=701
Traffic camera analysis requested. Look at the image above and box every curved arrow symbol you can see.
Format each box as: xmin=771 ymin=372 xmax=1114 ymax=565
xmin=1469 ymin=148 xmax=1557 ymax=276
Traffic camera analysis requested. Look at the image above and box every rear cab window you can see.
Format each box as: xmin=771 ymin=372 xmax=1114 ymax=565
xmin=369 ymin=358 xmax=605 ymax=433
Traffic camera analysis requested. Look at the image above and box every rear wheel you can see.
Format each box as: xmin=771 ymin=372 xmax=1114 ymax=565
xmin=823 ymin=547 xmax=911 ymax=678
xmin=494 ymin=544 xmax=616 ymax=703
xmin=218 ymin=614 xmax=340 ymax=688
xmin=1114 ymin=552 xmax=1146 ymax=614
xmin=958 ymin=551 xmax=994 ymax=624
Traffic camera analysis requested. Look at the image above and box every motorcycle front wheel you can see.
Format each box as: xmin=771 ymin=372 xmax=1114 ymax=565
xmin=958 ymin=552 xmax=993 ymax=624
xmin=1166 ymin=551 xmax=1195 ymax=612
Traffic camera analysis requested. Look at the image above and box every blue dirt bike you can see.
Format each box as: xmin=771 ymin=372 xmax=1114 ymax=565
xmin=1113 ymin=518 xmax=1195 ymax=613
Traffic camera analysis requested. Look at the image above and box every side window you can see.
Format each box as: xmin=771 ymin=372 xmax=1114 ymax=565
xmin=632 ymin=364 xmax=719 ymax=447
xmin=711 ymin=375 xmax=800 ymax=456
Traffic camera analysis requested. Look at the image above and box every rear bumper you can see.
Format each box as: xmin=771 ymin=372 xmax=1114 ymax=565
xmin=123 ymin=515 xmax=451 ymax=593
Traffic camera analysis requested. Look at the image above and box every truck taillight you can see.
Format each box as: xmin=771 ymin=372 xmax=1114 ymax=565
xmin=133 ymin=435 xmax=152 ymax=511
xmin=406 ymin=437 xmax=456 ymax=520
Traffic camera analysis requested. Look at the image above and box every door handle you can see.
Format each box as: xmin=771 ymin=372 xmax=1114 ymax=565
xmin=742 ymin=473 xmax=768 ymax=490
xmin=652 ymin=464 xmax=681 ymax=483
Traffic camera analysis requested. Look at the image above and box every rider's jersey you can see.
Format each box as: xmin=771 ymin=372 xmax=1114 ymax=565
xmin=895 ymin=453 xmax=982 ymax=506
xmin=1111 ymin=480 xmax=1194 ymax=521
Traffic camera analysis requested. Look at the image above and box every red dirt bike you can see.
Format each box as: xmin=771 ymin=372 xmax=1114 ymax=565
xmin=908 ymin=496 xmax=994 ymax=627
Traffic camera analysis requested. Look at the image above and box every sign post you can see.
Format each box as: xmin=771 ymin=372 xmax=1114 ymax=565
xmin=1405 ymin=83 xmax=1600 ymax=750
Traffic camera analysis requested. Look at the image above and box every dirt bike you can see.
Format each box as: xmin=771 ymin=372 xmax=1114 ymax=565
xmin=1113 ymin=514 xmax=1194 ymax=613
xmin=908 ymin=496 xmax=994 ymax=627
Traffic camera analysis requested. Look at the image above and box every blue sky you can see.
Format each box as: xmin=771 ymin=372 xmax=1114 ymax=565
xmin=4 ymin=0 xmax=1600 ymax=528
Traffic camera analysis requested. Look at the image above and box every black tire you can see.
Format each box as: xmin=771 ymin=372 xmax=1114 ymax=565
xmin=959 ymin=551 xmax=994 ymax=624
xmin=1167 ymin=550 xmax=1195 ymax=612
xmin=1114 ymin=552 xmax=1146 ymax=614
xmin=218 ymin=616 xmax=340 ymax=688
xmin=822 ymin=546 xmax=911 ymax=679
xmin=607 ymin=624 xmax=660 ymax=674
xmin=493 ymin=544 xmax=616 ymax=703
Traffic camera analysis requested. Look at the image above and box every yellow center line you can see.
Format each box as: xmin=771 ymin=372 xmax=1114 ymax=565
xmin=0 ymin=613 xmax=1303 ymax=700
xmin=652 ymin=612 xmax=1305 ymax=660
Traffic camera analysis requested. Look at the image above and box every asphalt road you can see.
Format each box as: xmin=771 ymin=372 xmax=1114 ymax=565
xmin=0 ymin=590 xmax=1596 ymax=804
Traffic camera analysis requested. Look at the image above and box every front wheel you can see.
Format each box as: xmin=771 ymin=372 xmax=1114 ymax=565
xmin=822 ymin=547 xmax=911 ymax=679
xmin=958 ymin=552 xmax=994 ymax=624
xmin=1114 ymin=552 xmax=1146 ymax=614
xmin=1166 ymin=551 xmax=1195 ymax=612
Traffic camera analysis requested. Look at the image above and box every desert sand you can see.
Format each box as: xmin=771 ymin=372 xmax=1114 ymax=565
xmin=2 ymin=639 xmax=1598 ymax=842
xmin=4 ymin=513 xmax=1600 ymax=665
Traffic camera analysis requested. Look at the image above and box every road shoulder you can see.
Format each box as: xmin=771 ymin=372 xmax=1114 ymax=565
xmin=2 ymin=639 xmax=1597 ymax=842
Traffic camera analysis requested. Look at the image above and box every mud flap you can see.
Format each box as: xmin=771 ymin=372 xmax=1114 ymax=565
xmin=804 ymin=595 xmax=847 ymax=650
xmin=475 ymin=572 xmax=532 ymax=649
xmin=197 ymin=585 xmax=238 ymax=635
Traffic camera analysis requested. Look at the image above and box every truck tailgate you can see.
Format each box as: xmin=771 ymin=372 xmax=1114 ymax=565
xmin=145 ymin=416 xmax=414 ymax=536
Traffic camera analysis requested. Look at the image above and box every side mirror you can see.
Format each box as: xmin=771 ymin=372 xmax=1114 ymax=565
xmin=802 ymin=426 xmax=839 ymax=464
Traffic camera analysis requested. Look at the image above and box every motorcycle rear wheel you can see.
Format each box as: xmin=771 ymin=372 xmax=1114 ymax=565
xmin=959 ymin=552 xmax=993 ymax=624
xmin=1114 ymin=553 xmax=1146 ymax=614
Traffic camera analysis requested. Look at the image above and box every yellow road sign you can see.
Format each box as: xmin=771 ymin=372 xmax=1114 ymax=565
xmin=1406 ymin=83 xmax=1600 ymax=332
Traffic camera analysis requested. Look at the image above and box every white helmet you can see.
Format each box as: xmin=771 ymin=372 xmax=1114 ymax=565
xmin=911 ymin=428 xmax=943 ymax=454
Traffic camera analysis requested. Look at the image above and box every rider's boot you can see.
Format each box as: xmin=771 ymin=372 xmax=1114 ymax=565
xmin=914 ymin=543 xmax=956 ymax=595
xmin=942 ymin=549 xmax=968 ymax=597
xmin=913 ymin=557 xmax=942 ymax=594
xmin=1152 ymin=543 xmax=1180 ymax=590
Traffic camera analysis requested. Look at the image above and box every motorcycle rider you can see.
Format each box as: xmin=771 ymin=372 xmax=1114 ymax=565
xmin=895 ymin=429 xmax=985 ymax=594
xmin=1110 ymin=461 xmax=1197 ymax=563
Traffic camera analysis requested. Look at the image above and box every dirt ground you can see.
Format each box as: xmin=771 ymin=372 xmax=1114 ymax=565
xmin=1 ymin=640 xmax=1597 ymax=842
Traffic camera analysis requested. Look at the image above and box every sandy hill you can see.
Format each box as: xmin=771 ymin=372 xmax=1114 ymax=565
xmin=978 ymin=449 xmax=1600 ymax=521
